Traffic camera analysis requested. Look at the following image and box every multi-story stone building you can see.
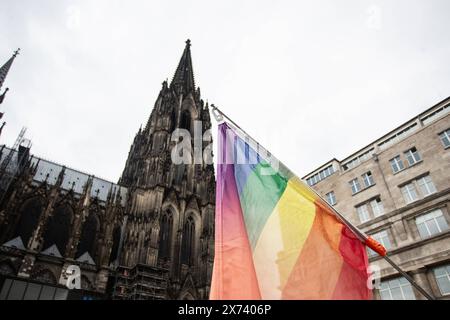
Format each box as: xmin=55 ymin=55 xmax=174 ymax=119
xmin=303 ymin=97 xmax=450 ymax=300
xmin=0 ymin=40 xmax=215 ymax=300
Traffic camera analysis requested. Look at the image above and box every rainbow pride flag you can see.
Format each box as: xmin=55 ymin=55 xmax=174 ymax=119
xmin=210 ymin=122 xmax=371 ymax=300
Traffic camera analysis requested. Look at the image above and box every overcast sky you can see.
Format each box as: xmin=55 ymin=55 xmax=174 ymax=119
xmin=1 ymin=0 xmax=449 ymax=182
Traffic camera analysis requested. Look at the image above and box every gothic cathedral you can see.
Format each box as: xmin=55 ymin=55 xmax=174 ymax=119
xmin=114 ymin=40 xmax=215 ymax=299
xmin=0 ymin=41 xmax=215 ymax=300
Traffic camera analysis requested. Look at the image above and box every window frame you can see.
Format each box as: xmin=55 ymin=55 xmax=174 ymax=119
xmin=325 ymin=191 xmax=336 ymax=206
xmin=404 ymin=147 xmax=421 ymax=166
xmin=415 ymin=209 xmax=449 ymax=239
xmin=349 ymin=178 xmax=361 ymax=195
xmin=370 ymin=198 xmax=385 ymax=217
xmin=181 ymin=216 xmax=196 ymax=266
xmin=379 ymin=277 xmax=416 ymax=300
xmin=390 ymin=155 xmax=405 ymax=174
xmin=439 ymin=129 xmax=450 ymax=148
xmin=158 ymin=210 xmax=174 ymax=259
xmin=362 ymin=171 xmax=374 ymax=188
xmin=356 ymin=204 xmax=370 ymax=223
xmin=416 ymin=175 xmax=437 ymax=197
xmin=433 ymin=265 xmax=450 ymax=296
xmin=401 ymin=183 xmax=419 ymax=204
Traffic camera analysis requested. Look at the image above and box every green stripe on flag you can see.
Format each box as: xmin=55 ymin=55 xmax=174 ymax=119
xmin=239 ymin=162 xmax=288 ymax=250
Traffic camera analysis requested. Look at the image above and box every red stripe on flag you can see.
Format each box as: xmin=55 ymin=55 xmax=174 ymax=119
xmin=332 ymin=227 xmax=372 ymax=300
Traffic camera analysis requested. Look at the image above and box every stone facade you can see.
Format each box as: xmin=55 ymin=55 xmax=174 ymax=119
xmin=303 ymin=96 xmax=450 ymax=300
xmin=0 ymin=40 xmax=215 ymax=300
xmin=113 ymin=39 xmax=215 ymax=300
xmin=0 ymin=152 xmax=127 ymax=299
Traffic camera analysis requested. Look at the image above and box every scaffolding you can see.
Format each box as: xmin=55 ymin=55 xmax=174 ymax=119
xmin=112 ymin=264 xmax=169 ymax=300
xmin=0 ymin=127 xmax=32 ymax=204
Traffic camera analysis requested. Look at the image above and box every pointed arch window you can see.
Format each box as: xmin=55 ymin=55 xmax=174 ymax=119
xmin=109 ymin=226 xmax=122 ymax=265
xmin=180 ymin=110 xmax=191 ymax=132
xmin=42 ymin=205 xmax=73 ymax=256
xmin=181 ymin=216 xmax=195 ymax=266
xmin=170 ymin=109 xmax=177 ymax=133
xmin=76 ymin=212 xmax=99 ymax=261
xmin=13 ymin=197 xmax=44 ymax=247
xmin=158 ymin=210 xmax=173 ymax=259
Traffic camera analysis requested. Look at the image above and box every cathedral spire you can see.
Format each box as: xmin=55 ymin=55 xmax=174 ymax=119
xmin=170 ymin=39 xmax=195 ymax=96
xmin=0 ymin=48 xmax=20 ymax=93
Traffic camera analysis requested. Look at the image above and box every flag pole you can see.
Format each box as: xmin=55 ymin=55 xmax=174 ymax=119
xmin=210 ymin=104 xmax=435 ymax=300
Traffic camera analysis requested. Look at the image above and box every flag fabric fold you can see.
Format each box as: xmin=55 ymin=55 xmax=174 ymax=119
xmin=210 ymin=122 xmax=371 ymax=300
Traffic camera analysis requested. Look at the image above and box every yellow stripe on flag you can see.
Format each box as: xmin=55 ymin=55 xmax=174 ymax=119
xmin=252 ymin=177 xmax=317 ymax=298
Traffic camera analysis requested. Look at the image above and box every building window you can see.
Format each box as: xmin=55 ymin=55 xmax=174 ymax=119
xmin=306 ymin=165 xmax=335 ymax=186
xmin=109 ymin=226 xmax=121 ymax=265
xmin=0 ymin=279 xmax=68 ymax=300
xmin=404 ymin=147 xmax=421 ymax=166
xmin=421 ymin=104 xmax=449 ymax=125
xmin=158 ymin=210 xmax=173 ymax=259
xmin=417 ymin=175 xmax=437 ymax=196
xmin=415 ymin=209 xmax=449 ymax=239
xmin=13 ymin=197 xmax=44 ymax=249
xmin=370 ymin=198 xmax=385 ymax=217
xmin=401 ymin=183 xmax=419 ymax=204
xmin=439 ymin=129 xmax=450 ymax=148
xmin=378 ymin=123 xmax=418 ymax=151
xmin=356 ymin=204 xmax=370 ymax=223
xmin=433 ymin=265 xmax=450 ymax=296
xmin=368 ymin=230 xmax=391 ymax=257
xmin=362 ymin=171 xmax=374 ymax=188
xmin=400 ymin=175 xmax=437 ymax=205
xmin=41 ymin=205 xmax=73 ymax=256
xmin=390 ymin=156 xmax=405 ymax=173
xmin=180 ymin=110 xmax=191 ymax=132
xmin=349 ymin=178 xmax=361 ymax=194
xmin=379 ymin=277 xmax=416 ymax=300
xmin=325 ymin=191 xmax=336 ymax=206
xmin=76 ymin=212 xmax=99 ymax=262
xmin=181 ymin=216 xmax=195 ymax=266
xmin=319 ymin=170 xmax=325 ymax=180
xmin=342 ymin=148 xmax=374 ymax=171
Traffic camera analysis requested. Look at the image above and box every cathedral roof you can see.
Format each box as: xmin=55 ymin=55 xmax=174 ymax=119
xmin=0 ymin=145 xmax=128 ymax=205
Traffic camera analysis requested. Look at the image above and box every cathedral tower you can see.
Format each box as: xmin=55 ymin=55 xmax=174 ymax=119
xmin=115 ymin=40 xmax=215 ymax=300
